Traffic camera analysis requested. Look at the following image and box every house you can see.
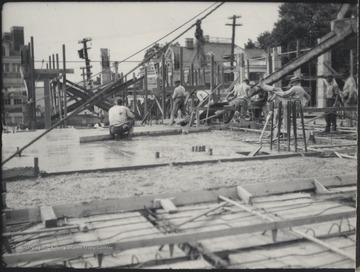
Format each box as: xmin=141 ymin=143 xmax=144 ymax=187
xmin=234 ymin=47 xmax=268 ymax=83
xmin=164 ymin=36 xmax=235 ymax=87
xmin=139 ymin=37 xmax=237 ymax=93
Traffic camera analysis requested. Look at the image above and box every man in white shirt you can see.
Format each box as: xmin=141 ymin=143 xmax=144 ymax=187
xmin=227 ymin=79 xmax=251 ymax=120
xmin=322 ymin=74 xmax=340 ymax=132
xmin=170 ymin=80 xmax=188 ymax=125
xmin=108 ymin=98 xmax=135 ymax=140
xmin=340 ymin=71 xmax=357 ymax=127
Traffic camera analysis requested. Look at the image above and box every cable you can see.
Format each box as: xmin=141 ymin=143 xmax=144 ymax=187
xmin=2 ymin=2 xmax=225 ymax=166
xmin=33 ymin=2 xmax=219 ymax=95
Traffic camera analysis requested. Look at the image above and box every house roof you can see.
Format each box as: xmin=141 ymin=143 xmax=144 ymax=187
xmin=234 ymin=47 xmax=268 ymax=59
xmin=167 ymin=42 xmax=234 ymax=68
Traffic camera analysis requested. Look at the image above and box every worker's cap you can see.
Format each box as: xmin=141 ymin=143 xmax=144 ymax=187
xmin=289 ymin=76 xmax=301 ymax=84
xmin=175 ymin=80 xmax=181 ymax=84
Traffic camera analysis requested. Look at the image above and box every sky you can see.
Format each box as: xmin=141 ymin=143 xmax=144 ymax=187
xmin=2 ymin=2 xmax=281 ymax=84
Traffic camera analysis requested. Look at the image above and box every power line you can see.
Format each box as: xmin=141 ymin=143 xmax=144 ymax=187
xmin=2 ymin=2 xmax=225 ymax=166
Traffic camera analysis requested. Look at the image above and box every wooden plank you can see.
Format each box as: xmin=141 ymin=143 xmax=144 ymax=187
xmin=221 ymin=195 xmax=355 ymax=261
xmin=310 ymin=143 xmax=357 ymax=149
xmin=236 ymin=186 xmax=253 ymax=204
xmin=147 ymin=259 xmax=212 ymax=269
xmin=314 ymin=174 xmax=357 ymax=188
xmin=291 ymin=229 xmax=355 ymax=261
xmin=3 ymin=210 xmax=355 ymax=265
xmin=240 ymin=174 xmax=356 ymax=197
xmin=313 ymin=178 xmax=330 ymax=194
xmin=177 ymin=202 xmax=228 ymax=227
xmin=337 ymin=153 xmax=356 ymax=160
xmin=158 ymin=199 xmax=178 ymax=214
xmin=5 ymin=187 xmax=238 ymax=225
xmin=79 ymin=128 xmax=183 ymax=143
xmin=40 ymin=206 xmax=57 ymax=228
xmin=77 ymin=127 xmax=211 ymax=144
xmin=303 ymin=106 xmax=357 ymax=113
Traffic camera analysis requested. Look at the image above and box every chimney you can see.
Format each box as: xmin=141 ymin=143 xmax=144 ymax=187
xmin=11 ymin=26 xmax=24 ymax=51
xmin=100 ymin=48 xmax=112 ymax=85
xmin=185 ymin=38 xmax=194 ymax=49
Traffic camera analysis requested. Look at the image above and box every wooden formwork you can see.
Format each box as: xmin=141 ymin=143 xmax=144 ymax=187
xmin=2 ymin=174 xmax=356 ymax=268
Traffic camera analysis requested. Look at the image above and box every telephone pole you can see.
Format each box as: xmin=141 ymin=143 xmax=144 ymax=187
xmin=226 ymin=15 xmax=242 ymax=80
xmin=78 ymin=38 xmax=93 ymax=91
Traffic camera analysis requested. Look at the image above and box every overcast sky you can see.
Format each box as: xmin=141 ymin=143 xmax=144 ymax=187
xmin=2 ymin=2 xmax=281 ymax=83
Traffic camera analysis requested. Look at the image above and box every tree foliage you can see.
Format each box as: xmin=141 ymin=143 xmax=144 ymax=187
xmin=256 ymin=31 xmax=275 ymax=50
xmin=259 ymin=3 xmax=340 ymax=49
xmin=143 ymin=43 xmax=164 ymax=60
xmin=243 ymin=39 xmax=258 ymax=49
xmin=256 ymin=3 xmax=357 ymax=74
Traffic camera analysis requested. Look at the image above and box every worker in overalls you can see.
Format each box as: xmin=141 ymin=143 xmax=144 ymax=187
xmin=170 ymin=80 xmax=188 ymax=125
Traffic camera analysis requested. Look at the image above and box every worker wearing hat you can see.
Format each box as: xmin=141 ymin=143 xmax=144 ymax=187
xmin=259 ymin=76 xmax=311 ymax=108
xmin=170 ymin=80 xmax=188 ymax=125
xmin=323 ymin=73 xmax=340 ymax=132
xmin=258 ymin=76 xmax=311 ymax=136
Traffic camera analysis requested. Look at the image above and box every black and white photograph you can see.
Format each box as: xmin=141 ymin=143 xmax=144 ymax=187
xmin=1 ymin=1 xmax=358 ymax=269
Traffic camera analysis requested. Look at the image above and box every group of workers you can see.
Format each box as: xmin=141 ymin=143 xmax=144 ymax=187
xmin=107 ymin=71 xmax=357 ymax=140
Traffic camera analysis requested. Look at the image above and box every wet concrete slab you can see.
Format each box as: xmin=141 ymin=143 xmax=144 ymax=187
xmin=2 ymin=125 xmax=263 ymax=173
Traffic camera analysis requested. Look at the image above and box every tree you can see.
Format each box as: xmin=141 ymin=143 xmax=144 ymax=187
xmin=243 ymin=39 xmax=258 ymax=49
xmin=256 ymin=31 xmax=275 ymax=50
xmin=268 ymin=3 xmax=339 ymax=49
xmin=143 ymin=43 xmax=164 ymax=60
xmin=256 ymin=3 xmax=357 ymax=74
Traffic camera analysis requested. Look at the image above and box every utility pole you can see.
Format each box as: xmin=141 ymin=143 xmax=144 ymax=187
xmin=226 ymin=15 xmax=242 ymax=81
xmin=78 ymin=38 xmax=93 ymax=91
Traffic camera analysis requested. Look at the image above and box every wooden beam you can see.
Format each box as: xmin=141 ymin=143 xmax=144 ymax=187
xmin=336 ymin=153 xmax=356 ymax=160
xmin=156 ymin=199 xmax=178 ymax=214
xmin=220 ymin=195 xmax=355 ymax=260
xmin=309 ymin=143 xmax=357 ymax=149
xmin=262 ymin=18 xmax=356 ymax=86
xmin=313 ymin=178 xmax=330 ymax=194
xmin=40 ymin=206 xmax=57 ymax=228
xmin=291 ymin=229 xmax=355 ymax=261
xmin=177 ymin=202 xmax=228 ymax=228
xmin=303 ymin=106 xmax=357 ymax=113
xmin=3 ymin=210 xmax=355 ymax=265
xmin=236 ymin=186 xmax=253 ymax=204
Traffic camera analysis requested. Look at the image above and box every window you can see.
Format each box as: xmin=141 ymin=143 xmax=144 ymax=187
xmin=15 ymin=117 xmax=23 ymax=124
xmin=4 ymin=63 xmax=10 ymax=72
xmin=12 ymin=64 xmax=17 ymax=72
xmin=4 ymin=99 xmax=11 ymax=105
xmin=14 ymin=99 xmax=22 ymax=105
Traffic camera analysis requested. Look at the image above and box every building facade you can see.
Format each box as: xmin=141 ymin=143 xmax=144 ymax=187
xmin=2 ymin=26 xmax=27 ymax=126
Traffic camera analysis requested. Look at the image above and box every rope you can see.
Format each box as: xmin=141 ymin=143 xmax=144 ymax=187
xmin=2 ymin=2 xmax=225 ymax=166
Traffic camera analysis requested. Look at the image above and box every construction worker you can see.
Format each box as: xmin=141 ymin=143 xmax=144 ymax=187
xmin=259 ymin=76 xmax=310 ymax=136
xmin=226 ymin=79 xmax=251 ymax=121
xmin=170 ymin=80 xmax=188 ymax=125
xmin=322 ymin=74 xmax=340 ymax=132
xmin=194 ymin=19 xmax=207 ymax=68
xmin=340 ymin=70 xmax=357 ymax=127
xmin=108 ymin=98 xmax=135 ymax=140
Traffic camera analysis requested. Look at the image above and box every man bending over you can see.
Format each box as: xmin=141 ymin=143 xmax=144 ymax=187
xmin=108 ymin=98 xmax=135 ymax=140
